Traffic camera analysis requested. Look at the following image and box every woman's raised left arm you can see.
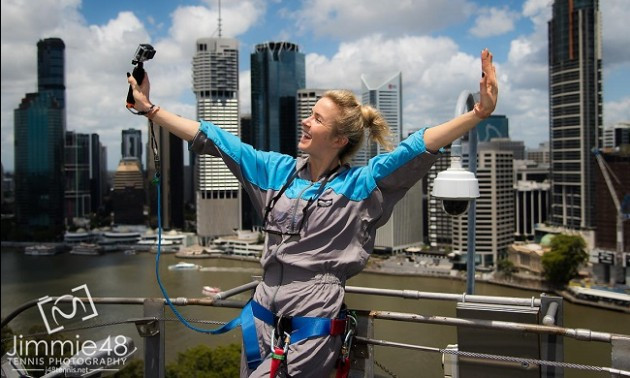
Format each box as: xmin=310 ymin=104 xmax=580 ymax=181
xmin=424 ymin=48 xmax=498 ymax=152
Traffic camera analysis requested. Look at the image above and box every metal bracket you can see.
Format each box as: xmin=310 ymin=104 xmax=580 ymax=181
xmin=130 ymin=316 xmax=160 ymax=337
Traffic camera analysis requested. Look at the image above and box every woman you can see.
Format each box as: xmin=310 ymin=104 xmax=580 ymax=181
xmin=128 ymin=49 xmax=497 ymax=377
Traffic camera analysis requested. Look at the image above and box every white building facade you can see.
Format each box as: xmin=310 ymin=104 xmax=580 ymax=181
xmin=192 ymin=37 xmax=241 ymax=244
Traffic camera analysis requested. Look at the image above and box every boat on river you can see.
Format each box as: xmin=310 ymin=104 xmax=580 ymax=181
xmin=168 ymin=262 xmax=200 ymax=271
xmin=24 ymin=244 xmax=64 ymax=256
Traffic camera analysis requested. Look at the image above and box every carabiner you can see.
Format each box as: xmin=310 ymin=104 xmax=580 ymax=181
xmin=270 ymin=329 xmax=291 ymax=354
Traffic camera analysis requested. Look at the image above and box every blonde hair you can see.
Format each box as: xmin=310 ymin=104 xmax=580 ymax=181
xmin=322 ymin=90 xmax=392 ymax=164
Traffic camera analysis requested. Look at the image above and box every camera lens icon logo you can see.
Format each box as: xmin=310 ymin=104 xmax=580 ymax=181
xmin=37 ymin=284 xmax=99 ymax=334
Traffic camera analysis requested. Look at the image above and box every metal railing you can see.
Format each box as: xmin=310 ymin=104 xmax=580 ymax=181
xmin=2 ymin=280 xmax=629 ymax=377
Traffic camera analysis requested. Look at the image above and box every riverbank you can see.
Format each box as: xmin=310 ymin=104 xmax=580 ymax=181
xmin=3 ymin=243 xmax=627 ymax=313
xmin=363 ymin=255 xmax=630 ymax=313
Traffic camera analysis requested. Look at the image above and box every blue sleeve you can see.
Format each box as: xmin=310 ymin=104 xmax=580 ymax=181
xmin=189 ymin=121 xmax=296 ymax=215
xmin=368 ymin=128 xmax=440 ymax=192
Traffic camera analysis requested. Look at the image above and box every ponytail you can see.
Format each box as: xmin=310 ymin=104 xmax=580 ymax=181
xmin=322 ymin=90 xmax=392 ymax=164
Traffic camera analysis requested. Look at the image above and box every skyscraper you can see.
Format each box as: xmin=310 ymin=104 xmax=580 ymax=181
xmin=476 ymin=115 xmax=509 ymax=142
xmin=527 ymin=142 xmax=550 ymax=165
xmin=356 ymin=72 xmax=403 ymax=166
xmin=360 ymin=72 xmax=423 ymax=253
xmin=147 ymin=125 xmax=184 ymax=230
xmin=453 ymin=149 xmax=515 ymax=267
xmin=112 ymin=158 xmax=144 ymax=225
xmin=251 ymin=42 xmax=305 ymax=157
xmin=37 ymin=38 xmax=66 ymax=108
xmin=14 ymin=38 xmax=66 ymax=230
xmin=425 ymin=148 xmax=453 ymax=252
xmin=193 ymin=37 xmax=240 ymax=243
xmin=122 ymin=129 xmax=143 ymax=168
xmin=64 ymin=131 xmax=91 ymax=223
xmin=90 ymin=134 xmax=107 ymax=212
xmin=548 ymin=0 xmax=602 ymax=229
xmin=296 ymin=89 xmax=327 ymax=157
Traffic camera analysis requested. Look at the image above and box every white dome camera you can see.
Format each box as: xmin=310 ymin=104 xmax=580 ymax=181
xmin=431 ymin=158 xmax=479 ymax=216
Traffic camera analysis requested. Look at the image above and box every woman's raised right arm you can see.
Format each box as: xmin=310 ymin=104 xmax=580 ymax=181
xmin=127 ymin=72 xmax=199 ymax=141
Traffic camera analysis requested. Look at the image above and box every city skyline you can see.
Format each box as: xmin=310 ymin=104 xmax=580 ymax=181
xmin=1 ymin=0 xmax=629 ymax=171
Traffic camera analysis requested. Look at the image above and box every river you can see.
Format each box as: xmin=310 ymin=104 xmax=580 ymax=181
xmin=1 ymin=249 xmax=628 ymax=377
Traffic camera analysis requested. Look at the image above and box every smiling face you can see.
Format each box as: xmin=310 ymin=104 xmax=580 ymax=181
xmin=298 ymin=97 xmax=346 ymax=159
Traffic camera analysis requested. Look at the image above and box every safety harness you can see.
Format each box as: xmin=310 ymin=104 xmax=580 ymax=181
xmin=206 ymin=300 xmax=347 ymax=371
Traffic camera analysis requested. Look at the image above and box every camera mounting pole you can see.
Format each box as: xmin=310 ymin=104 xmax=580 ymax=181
xmin=126 ymin=44 xmax=156 ymax=109
xmin=456 ymin=90 xmax=479 ymax=295
xmin=431 ymin=90 xmax=480 ymax=295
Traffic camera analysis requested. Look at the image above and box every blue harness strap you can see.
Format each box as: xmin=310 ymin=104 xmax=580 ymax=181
xmin=242 ymin=300 xmax=347 ymax=369
xmin=203 ymin=299 xmax=347 ymax=370
xmin=191 ymin=300 xmax=262 ymax=369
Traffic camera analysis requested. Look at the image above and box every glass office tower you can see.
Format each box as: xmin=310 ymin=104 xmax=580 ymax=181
xmin=14 ymin=38 xmax=66 ymax=229
xmin=548 ymin=0 xmax=602 ymax=229
xmin=251 ymin=42 xmax=305 ymax=157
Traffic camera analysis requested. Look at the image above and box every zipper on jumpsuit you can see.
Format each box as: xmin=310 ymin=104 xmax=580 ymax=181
xmin=269 ymin=181 xmax=316 ymax=313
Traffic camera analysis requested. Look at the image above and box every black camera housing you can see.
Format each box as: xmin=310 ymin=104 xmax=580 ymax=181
xmin=132 ymin=44 xmax=156 ymax=65
xmin=126 ymin=43 xmax=157 ymax=108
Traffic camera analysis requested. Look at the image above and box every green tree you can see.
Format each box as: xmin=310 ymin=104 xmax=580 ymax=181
xmin=497 ymin=258 xmax=517 ymax=277
xmin=542 ymin=234 xmax=588 ymax=287
xmin=165 ymin=343 xmax=241 ymax=378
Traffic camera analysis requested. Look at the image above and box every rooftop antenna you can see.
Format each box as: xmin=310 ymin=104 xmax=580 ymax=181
xmin=218 ymin=0 xmax=222 ymax=38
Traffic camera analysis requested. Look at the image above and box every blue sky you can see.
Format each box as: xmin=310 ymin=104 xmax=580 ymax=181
xmin=1 ymin=0 xmax=629 ymax=171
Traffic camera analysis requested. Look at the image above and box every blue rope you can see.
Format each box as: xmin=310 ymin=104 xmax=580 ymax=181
xmin=153 ymin=174 xmax=226 ymax=333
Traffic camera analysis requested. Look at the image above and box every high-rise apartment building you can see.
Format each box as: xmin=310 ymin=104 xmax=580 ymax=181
xmin=453 ymin=149 xmax=514 ymax=267
xmin=112 ymin=158 xmax=144 ymax=225
xmin=355 ymin=72 xmax=402 ymax=167
xmin=90 ymin=134 xmax=107 ymax=212
xmin=527 ymin=142 xmax=550 ymax=165
xmin=14 ymin=38 xmax=66 ymax=230
xmin=479 ymin=138 xmax=525 ymax=160
xmin=147 ymin=124 xmax=184 ymax=230
xmin=37 ymin=38 xmax=66 ymax=109
xmin=548 ymin=0 xmax=602 ymax=229
xmin=193 ymin=37 xmax=240 ymax=243
xmin=603 ymin=122 xmax=630 ymax=149
xmin=122 ymin=129 xmax=143 ymax=168
xmin=359 ymin=72 xmax=423 ymax=252
xmin=296 ymin=89 xmax=327 ymax=157
xmin=251 ymin=42 xmax=305 ymax=157
xmin=476 ymin=115 xmax=509 ymax=142
xmin=425 ymin=148 xmax=452 ymax=252
xmin=64 ymin=131 xmax=91 ymax=223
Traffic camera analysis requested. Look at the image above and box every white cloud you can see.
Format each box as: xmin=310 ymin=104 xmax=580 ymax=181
xmin=304 ymin=34 xmax=484 ymax=129
xmin=604 ymin=97 xmax=630 ymax=127
xmin=169 ymin=1 xmax=265 ymax=59
xmin=469 ymin=7 xmax=521 ymax=38
xmin=601 ymin=0 xmax=630 ymax=68
xmin=291 ymin=0 xmax=474 ymax=40
xmin=522 ymin=0 xmax=552 ymax=25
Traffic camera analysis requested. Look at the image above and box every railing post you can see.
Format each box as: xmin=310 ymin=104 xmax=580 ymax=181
xmin=349 ymin=310 xmax=374 ymax=378
xmin=143 ymin=299 xmax=165 ymax=378
xmin=540 ymin=294 xmax=564 ymax=377
xmin=611 ymin=335 xmax=630 ymax=375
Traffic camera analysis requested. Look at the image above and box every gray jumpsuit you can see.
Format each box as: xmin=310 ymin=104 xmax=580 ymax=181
xmin=190 ymin=121 xmax=439 ymax=377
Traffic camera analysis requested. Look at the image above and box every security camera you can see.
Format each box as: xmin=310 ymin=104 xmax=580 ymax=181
xmin=431 ymin=157 xmax=479 ymax=216
xmin=441 ymin=199 xmax=471 ymax=216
